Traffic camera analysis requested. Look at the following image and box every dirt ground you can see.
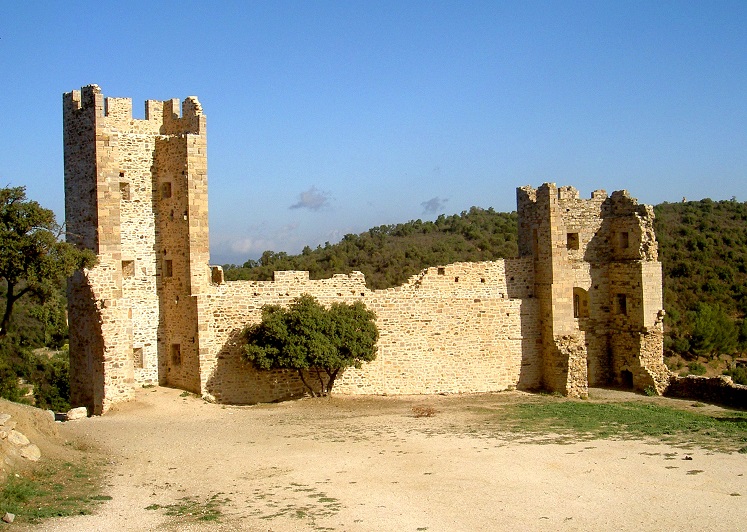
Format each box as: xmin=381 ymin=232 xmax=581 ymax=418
xmin=30 ymin=387 xmax=747 ymax=532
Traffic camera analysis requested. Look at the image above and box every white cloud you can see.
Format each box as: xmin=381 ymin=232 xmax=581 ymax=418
xmin=421 ymin=196 xmax=448 ymax=214
xmin=289 ymin=186 xmax=331 ymax=211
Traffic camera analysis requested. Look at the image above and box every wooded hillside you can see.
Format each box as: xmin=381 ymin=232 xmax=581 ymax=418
xmin=225 ymin=199 xmax=747 ymax=363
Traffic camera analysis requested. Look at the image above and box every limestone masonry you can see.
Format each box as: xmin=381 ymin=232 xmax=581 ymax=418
xmin=64 ymin=85 xmax=670 ymax=414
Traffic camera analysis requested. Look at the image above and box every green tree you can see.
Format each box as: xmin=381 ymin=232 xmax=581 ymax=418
xmin=243 ymin=294 xmax=378 ymax=396
xmin=689 ymin=304 xmax=738 ymax=357
xmin=0 ymin=187 xmax=96 ymax=337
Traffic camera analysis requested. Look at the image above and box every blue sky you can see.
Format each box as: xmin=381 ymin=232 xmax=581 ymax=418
xmin=2 ymin=1 xmax=746 ymax=265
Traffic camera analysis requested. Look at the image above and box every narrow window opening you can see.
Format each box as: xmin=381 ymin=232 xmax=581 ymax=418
xmin=164 ymin=259 xmax=173 ymax=278
xmin=620 ymin=231 xmax=630 ymax=249
xmin=566 ymin=232 xmax=579 ymax=250
xmin=573 ymin=287 xmax=589 ymax=319
xmin=119 ymin=182 xmax=130 ymax=201
xmin=171 ymin=344 xmax=181 ymax=365
xmin=122 ymin=260 xmax=135 ymax=279
xmin=532 ymin=228 xmax=539 ymax=258
xmin=616 ymin=293 xmax=628 ymax=316
xmin=161 ymin=182 xmax=172 ymax=199
xmin=133 ymin=347 xmax=143 ymax=369
xmin=454 ymin=277 xmax=459 ymax=283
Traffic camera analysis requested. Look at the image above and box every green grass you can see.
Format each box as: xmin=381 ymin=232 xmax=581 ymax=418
xmin=0 ymin=458 xmax=108 ymax=524
xmin=484 ymin=400 xmax=747 ymax=452
xmin=146 ymin=493 xmax=229 ymax=523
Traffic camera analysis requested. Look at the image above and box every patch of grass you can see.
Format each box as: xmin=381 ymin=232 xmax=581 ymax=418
xmin=0 ymin=458 xmax=108 ymax=524
xmin=475 ymin=400 xmax=747 ymax=452
xmin=249 ymin=482 xmax=342 ymax=526
xmin=146 ymin=493 xmax=229 ymax=523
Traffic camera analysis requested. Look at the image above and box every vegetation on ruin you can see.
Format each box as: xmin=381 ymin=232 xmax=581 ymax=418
xmin=226 ymin=197 xmax=747 ymax=381
xmin=243 ymin=294 xmax=379 ymax=395
xmin=0 ymin=186 xmax=95 ymax=409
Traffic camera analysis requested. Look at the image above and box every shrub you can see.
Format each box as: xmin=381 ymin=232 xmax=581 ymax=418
xmin=244 ymin=294 xmax=378 ymax=396
xmin=724 ymin=367 xmax=747 ymax=386
xmin=688 ymin=361 xmax=707 ymax=376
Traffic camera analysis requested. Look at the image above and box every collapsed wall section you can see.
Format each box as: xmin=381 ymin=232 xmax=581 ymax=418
xmin=517 ymin=183 xmax=669 ymax=397
xmin=198 ymin=260 xmax=541 ymax=404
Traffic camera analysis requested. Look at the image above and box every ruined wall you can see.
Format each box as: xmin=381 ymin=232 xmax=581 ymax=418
xmin=199 ymin=260 xmax=541 ymax=404
xmin=517 ymin=184 xmax=668 ymax=397
xmin=665 ymin=375 xmax=747 ymax=409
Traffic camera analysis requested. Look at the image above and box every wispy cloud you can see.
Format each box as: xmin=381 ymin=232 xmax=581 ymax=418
xmin=290 ymin=186 xmax=331 ymax=211
xmin=421 ymin=196 xmax=448 ymax=214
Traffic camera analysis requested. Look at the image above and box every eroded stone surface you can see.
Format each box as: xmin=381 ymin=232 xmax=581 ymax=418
xmin=19 ymin=444 xmax=41 ymax=462
xmin=66 ymin=407 xmax=88 ymax=421
xmin=7 ymin=430 xmax=29 ymax=447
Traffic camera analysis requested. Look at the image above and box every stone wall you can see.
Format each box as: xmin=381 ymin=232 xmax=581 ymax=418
xmin=64 ymin=86 xmax=669 ymax=414
xmin=665 ymin=375 xmax=747 ymax=409
xmin=199 ymin=260 xmax=541 ymax=403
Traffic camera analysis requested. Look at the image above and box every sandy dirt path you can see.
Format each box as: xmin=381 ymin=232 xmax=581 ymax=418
xmin=36 ymin=387 xmax=747 ymax=531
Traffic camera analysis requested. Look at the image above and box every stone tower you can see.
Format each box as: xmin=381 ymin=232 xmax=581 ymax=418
xmin=517 ymin=183 xmax=669 ymax=397
xmin=63 ymin=85 xmax=210 ymax=414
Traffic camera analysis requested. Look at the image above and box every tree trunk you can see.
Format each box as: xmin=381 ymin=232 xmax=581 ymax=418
xmin=297 ymin=369 xmax=317 ymax=397
xmin=0 ymin=282 xmax=18 ymax=337
xmin=325 ymin=368 xmax=340 ymax=395
xmin=314 ymin=368 xmax=326 ymax=395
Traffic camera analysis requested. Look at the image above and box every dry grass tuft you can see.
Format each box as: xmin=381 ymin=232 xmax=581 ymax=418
xmin=412 ymin=405 xmax=437 ymax=418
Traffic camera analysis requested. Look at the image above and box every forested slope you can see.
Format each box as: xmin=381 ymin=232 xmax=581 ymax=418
xmin=225 ymin=199 xmax=747 ymax=363
xmin=223 ymin=207 xmax=518 ymax=290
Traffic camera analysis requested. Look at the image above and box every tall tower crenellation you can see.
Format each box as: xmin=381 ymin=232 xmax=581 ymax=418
xmin=64 ymin=85 xmax=209 ymax=414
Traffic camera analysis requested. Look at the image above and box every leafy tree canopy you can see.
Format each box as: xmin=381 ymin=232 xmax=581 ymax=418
xmin=243 ymin=294 xmax=378 ymax=396
xmin=0 ymin=186 xmax=96 ymax=337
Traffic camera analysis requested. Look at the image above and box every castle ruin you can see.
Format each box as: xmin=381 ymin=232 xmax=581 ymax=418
xmin=63 ymin=85 xmax=669 ymax=414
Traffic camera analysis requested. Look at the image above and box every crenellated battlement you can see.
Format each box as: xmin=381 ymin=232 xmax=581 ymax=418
xmin=63 ymin=85 xmax=205 ymax=135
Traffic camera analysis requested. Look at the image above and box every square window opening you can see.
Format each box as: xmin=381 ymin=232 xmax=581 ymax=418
xmin=566 ymin=232 xmax=579 ymax=250
xmin=122 ymin=260 xmax=135 ymax=279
